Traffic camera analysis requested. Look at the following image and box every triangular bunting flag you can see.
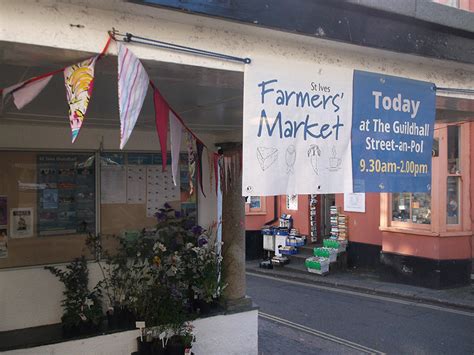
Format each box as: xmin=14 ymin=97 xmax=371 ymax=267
xmin=208 ymin=151 xmax=213 ymax=193
xmin=153 ymin=87 xmax=169 ymax=171
xmin=186 ymin=133 xmax=196 ymax=195
xmin=2 ymin=74 xmax=53 ymax=110
xmin=64 ymin=56 xmax=97 ymax=143
xmin=169 ymin=111 xmax=182 ymax=186
xmin=196 ymin=141 xmax=206 ymax=197
xmin=117 ymin=42 xmax=149 ymax=149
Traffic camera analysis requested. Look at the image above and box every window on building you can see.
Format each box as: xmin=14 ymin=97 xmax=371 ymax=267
xmin=0 ymin=151 xmax=197 ymax=269
xmin=446 ymin=125 xmax=462 ymax=225
xmin=392 ymin=193 xmax=432 ymax=225
xmin=0 ymin=151 xmax=96 ymax=268
xmin=286 ymin=195 xmax=298 ymax=210
xmin=245 ymin=196 xmax=266 ymax=215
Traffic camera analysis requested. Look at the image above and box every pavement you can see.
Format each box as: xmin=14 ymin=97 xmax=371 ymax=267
xmin=246 ymin=260 xmax=474 ymax=311
xmin=248 ymin=273 xmax=474 ymax=354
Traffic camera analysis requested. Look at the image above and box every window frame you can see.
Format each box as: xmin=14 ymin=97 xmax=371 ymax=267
xmin=245 ymin=196 xmax=267 ymax=215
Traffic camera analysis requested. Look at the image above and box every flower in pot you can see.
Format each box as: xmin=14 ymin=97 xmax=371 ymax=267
xmin=45 ymin=256 xmax=103 ymax=338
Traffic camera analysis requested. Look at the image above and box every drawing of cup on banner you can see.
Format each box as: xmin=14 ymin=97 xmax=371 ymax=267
xmin=328 ymin=146 xmax=342 ymax=172
xmin=285 ymin=145 xmax=296 ymax=174
xmin=307 ymin=145 xmax=321 ymax=175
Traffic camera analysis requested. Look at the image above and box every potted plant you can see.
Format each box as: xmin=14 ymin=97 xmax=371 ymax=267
xmin=166 ymin=322 xmax=195 ymax=355
xmin=45 ymin=256 xmax=103 ymax=338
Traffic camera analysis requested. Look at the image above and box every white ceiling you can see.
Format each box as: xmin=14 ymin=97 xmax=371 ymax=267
xmin=0 ymin=41 xmax=244 ymax=134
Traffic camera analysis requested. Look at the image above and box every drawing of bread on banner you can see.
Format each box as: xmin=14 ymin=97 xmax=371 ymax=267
xmin=307 ymin=144 xmax=321 ymax=175
xmin=257 ymin=147 xmax=278 ymax=171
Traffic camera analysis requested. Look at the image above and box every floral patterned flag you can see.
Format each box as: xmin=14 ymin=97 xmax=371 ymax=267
xmin=64 ymin=56 xmax=97 ymax=143
xmin=117 ymin=43 xmax=149 ymax=149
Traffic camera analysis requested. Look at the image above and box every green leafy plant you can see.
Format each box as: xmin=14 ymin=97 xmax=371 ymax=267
xmin=45 ymin=256 xmax=103 ymax=335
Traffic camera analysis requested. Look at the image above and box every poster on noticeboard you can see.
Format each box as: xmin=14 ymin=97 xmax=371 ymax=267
xmin=10 ymin=208 xmax=34 ymax=238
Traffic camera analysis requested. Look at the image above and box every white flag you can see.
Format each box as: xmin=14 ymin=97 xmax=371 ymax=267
xmin=117 ymin=43 xmax=149 ymax=149
xmin=169 ymin=111 xmax=182 ymax=186
xmin=3 ymin=75 xmax=53 ymax=110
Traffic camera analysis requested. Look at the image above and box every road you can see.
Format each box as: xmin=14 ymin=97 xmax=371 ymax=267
xmin=247 ymin=272 xmax=474 ymax=355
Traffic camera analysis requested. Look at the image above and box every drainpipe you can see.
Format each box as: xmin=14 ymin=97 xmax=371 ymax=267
xmin=264 ymin=196 xmax=279 ymax=226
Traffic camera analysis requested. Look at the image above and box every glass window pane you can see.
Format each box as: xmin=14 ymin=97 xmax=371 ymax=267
xmin=0 ymin=152 xmax=96 ymax=269
xmin=286 ymin=195 xmax=298 ymax=210
xmin=447 ymin=125 xmax=460 ymax=174
xmin=447 ymin=176 xmax=460 ymax=224
xmin=249 ymin=196 xmax=261 ymax=209
xmin=411 ymin=193 xmax=431 ymax=224
xmin=392 ymin=192 xmax=411 ymax=222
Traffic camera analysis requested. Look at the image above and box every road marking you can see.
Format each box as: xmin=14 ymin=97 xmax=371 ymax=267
xmin=259 ymin=311 xmax=385 ymax=354
xmin=247 ymin=272 xmax=474 ymax=317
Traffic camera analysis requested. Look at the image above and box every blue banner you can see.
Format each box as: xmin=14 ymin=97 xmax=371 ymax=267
xmin=352 ymin=70 xmax=436 ymax=192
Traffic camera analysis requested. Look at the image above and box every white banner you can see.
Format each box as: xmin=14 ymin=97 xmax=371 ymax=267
xmin=243 ymin=56 xmax=353 ymax=196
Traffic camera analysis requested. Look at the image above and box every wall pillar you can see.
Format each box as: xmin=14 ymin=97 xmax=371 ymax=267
xmin=217 ymin=142 xmax=250 ymax=309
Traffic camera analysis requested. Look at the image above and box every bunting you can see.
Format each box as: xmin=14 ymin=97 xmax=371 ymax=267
xmin=2 ymin=74 xmax=53 ymax=110
xmin=169 ymin=111 xmax=182 ymax=186
xmin=152 ymin=85 xmax=169 ymax=170
xmin=196 ymin=141 xmax=206 ymax=197
xmin=186 ymin=133 xmax=196 ymax=195
xmin=0 ymin=34 xmax=216 ymax=201
xmin=117 ymin=42 xmax=149 ymax=149
xmin=64 ymin=56 xmax=97 ymax=143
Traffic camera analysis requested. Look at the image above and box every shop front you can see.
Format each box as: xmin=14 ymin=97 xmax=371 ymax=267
xmin=0 ymin=34 xmax=257 ymax=353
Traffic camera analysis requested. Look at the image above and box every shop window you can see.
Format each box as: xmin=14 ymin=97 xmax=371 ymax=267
xmin=0 ymin=151 xmax=96 ymax=268
xmin=0 ymin=151 xmax=196 ymax=269
xmin=447 ymin=176 xmax=460 ymax=224
xmin=392 ymin=193 xmax=431 ymax=225
xmin=447 ymin=125 xmax=460 ymax=174
xmin=100 ymin=152 xmax=197 ymax=236
xmin=286 ymin=195 xmax=298 ymax=210
xmin=245 ymin=196 xmax=266 ymax=215
xmin=382 ymin=122 xmax=471 ymax=235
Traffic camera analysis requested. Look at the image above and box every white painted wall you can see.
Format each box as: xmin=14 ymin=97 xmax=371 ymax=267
xmin=0 ymin=262 xmax=104 ymax=331
xmin=2 ymin=310 xmax=258 ymax=355
xmin=1 ymin=0 xmax=473 ymax=95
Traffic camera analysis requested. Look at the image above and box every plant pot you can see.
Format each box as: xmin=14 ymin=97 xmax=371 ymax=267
xmin=137 ymin=337 xmax=153 ymax=355
xmin=62 ymin=323 xmax=81 ymax=339
xmin=107 ymin=310 xmax=119 ymax=330
xmin=118 ymin=307 xmax=136 ymax=329
xmin=151 ymin=340 xmax=167 ymax=355
xmin=108 ymin=306 xmax=136 ymax=330
xmin=193 ymin=299 xmax=212 ymax=315
xmin=165 ymin=343 xmax=185 ymax=355
xmin=79 ymin=320 xmax=101 ymax=336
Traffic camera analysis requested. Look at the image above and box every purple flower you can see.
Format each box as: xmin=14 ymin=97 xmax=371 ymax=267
xmin=155 ymin=211 xmax=167 ymax=221
xmin=198 ymin=236 xmax=208 ymax=247
xmin=164 ymin=203 xmax=172 ymax=209
xmin=191 ymin=225 xmax=204 ymax=236
xmin=174 ymin=211 xmax=182 ymax=218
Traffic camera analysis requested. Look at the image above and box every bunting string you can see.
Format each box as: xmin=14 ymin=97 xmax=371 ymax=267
xmin=0 ymin=33 xmax=217 ymax=197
